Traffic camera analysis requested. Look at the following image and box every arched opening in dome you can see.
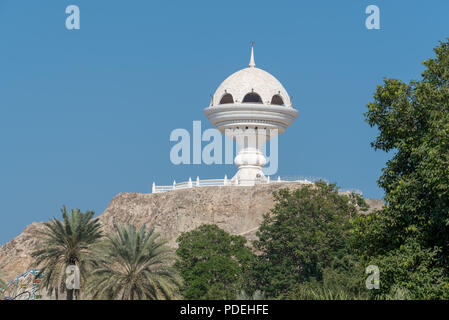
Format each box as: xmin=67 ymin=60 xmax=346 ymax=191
xmin=219 ymin=93 xmax=234 ymax=105
xmin=242 ymin=92 xmax=263 ymax=103
xmin=271 ymin=94 xmax=284 ymax=106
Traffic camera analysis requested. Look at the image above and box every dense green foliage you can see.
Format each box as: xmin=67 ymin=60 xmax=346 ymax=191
xmin=86 ymin=224 xmax=181 ymax=300
xmin=176 ymin=224 xmax=253 ymax=300
xmin=31 ymin=206 xmax=102 ymax=300
xmin=282 ymin=252 xmax=369 ymax=300
xmin=247 ymin=182 xmax=366 ymax=298
xmin=351 ymin=39 xmax=449 ymax=299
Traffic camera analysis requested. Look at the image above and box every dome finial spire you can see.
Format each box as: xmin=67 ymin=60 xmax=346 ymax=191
xmin=249 ymin=41 xmax=256 ymax=68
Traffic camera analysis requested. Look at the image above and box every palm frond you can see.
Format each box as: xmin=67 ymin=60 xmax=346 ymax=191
xmin=86 ymin=224 xmax=182 ymax=300
xmin=30 ymin=206 xmax=103 ymax=299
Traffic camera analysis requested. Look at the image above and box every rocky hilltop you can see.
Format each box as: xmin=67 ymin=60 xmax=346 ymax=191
xmin=0 ymin=183 xmax=384 ymax=281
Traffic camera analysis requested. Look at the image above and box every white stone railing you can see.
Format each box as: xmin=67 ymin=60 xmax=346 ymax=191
xmin=152 ymin=175 xmax=313 ymax=194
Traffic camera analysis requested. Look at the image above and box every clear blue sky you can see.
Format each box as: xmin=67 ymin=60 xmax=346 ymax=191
xmin=0 ymin=0 xmax=448 ymax=244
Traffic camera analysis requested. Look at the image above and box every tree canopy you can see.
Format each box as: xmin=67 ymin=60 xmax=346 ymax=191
xmin=176 ymin=224 xmax=253 ymax=300
xmin=31 ymin=206 xmax=102 ymax=300
xmin=86 ymin=224 xmax=181 ymax=300
xmin=249 ymin=182 xmax=364 ymax=298
xmin=352 ymin=39 xmax=449 ymax=299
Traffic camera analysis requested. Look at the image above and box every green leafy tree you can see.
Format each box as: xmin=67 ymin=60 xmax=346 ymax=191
xmin=86 ymin=224 xmax=181 ymax=300
xmin=368 ymin=238 xmax=449 ymax=300
xmin=31 ymin=206 xmax=102 ymax=300
xmin=249 ymin=182 xmax=362 ymax=298
xmin=353 ymin=39 xmax=449 ymax=298
xmin=284 ymin=253 xmax=369 ymax=300
xmin=176 ymin=224 xmax=253 ymax=300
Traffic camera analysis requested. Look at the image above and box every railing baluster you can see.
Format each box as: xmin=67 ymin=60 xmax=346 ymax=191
xmin=151 ymin=176 xmax=315 ymax=193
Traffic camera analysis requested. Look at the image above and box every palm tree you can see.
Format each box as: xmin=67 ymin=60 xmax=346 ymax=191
xmin=86 ymin=224 xmax=182 ymax=300
xmin=31 ymin=206 xmax=102 ymax=300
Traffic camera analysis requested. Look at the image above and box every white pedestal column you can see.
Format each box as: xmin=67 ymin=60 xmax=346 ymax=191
xmin=231 ymin=129 xmax=268 ymax=186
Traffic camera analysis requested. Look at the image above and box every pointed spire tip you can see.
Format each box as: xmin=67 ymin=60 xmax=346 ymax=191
xmin=249 ymin=41 xmax=256 ymax=68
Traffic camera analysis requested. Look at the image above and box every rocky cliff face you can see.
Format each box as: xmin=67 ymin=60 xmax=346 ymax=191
xmin=0 ymin=183 xmax=384 ymax=281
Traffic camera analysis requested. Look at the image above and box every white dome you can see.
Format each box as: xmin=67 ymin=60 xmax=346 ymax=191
xmin=210 ymin=47 xmax=292 ymax=108
xmin=211 ymin=67 xmax=292 ymax=107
